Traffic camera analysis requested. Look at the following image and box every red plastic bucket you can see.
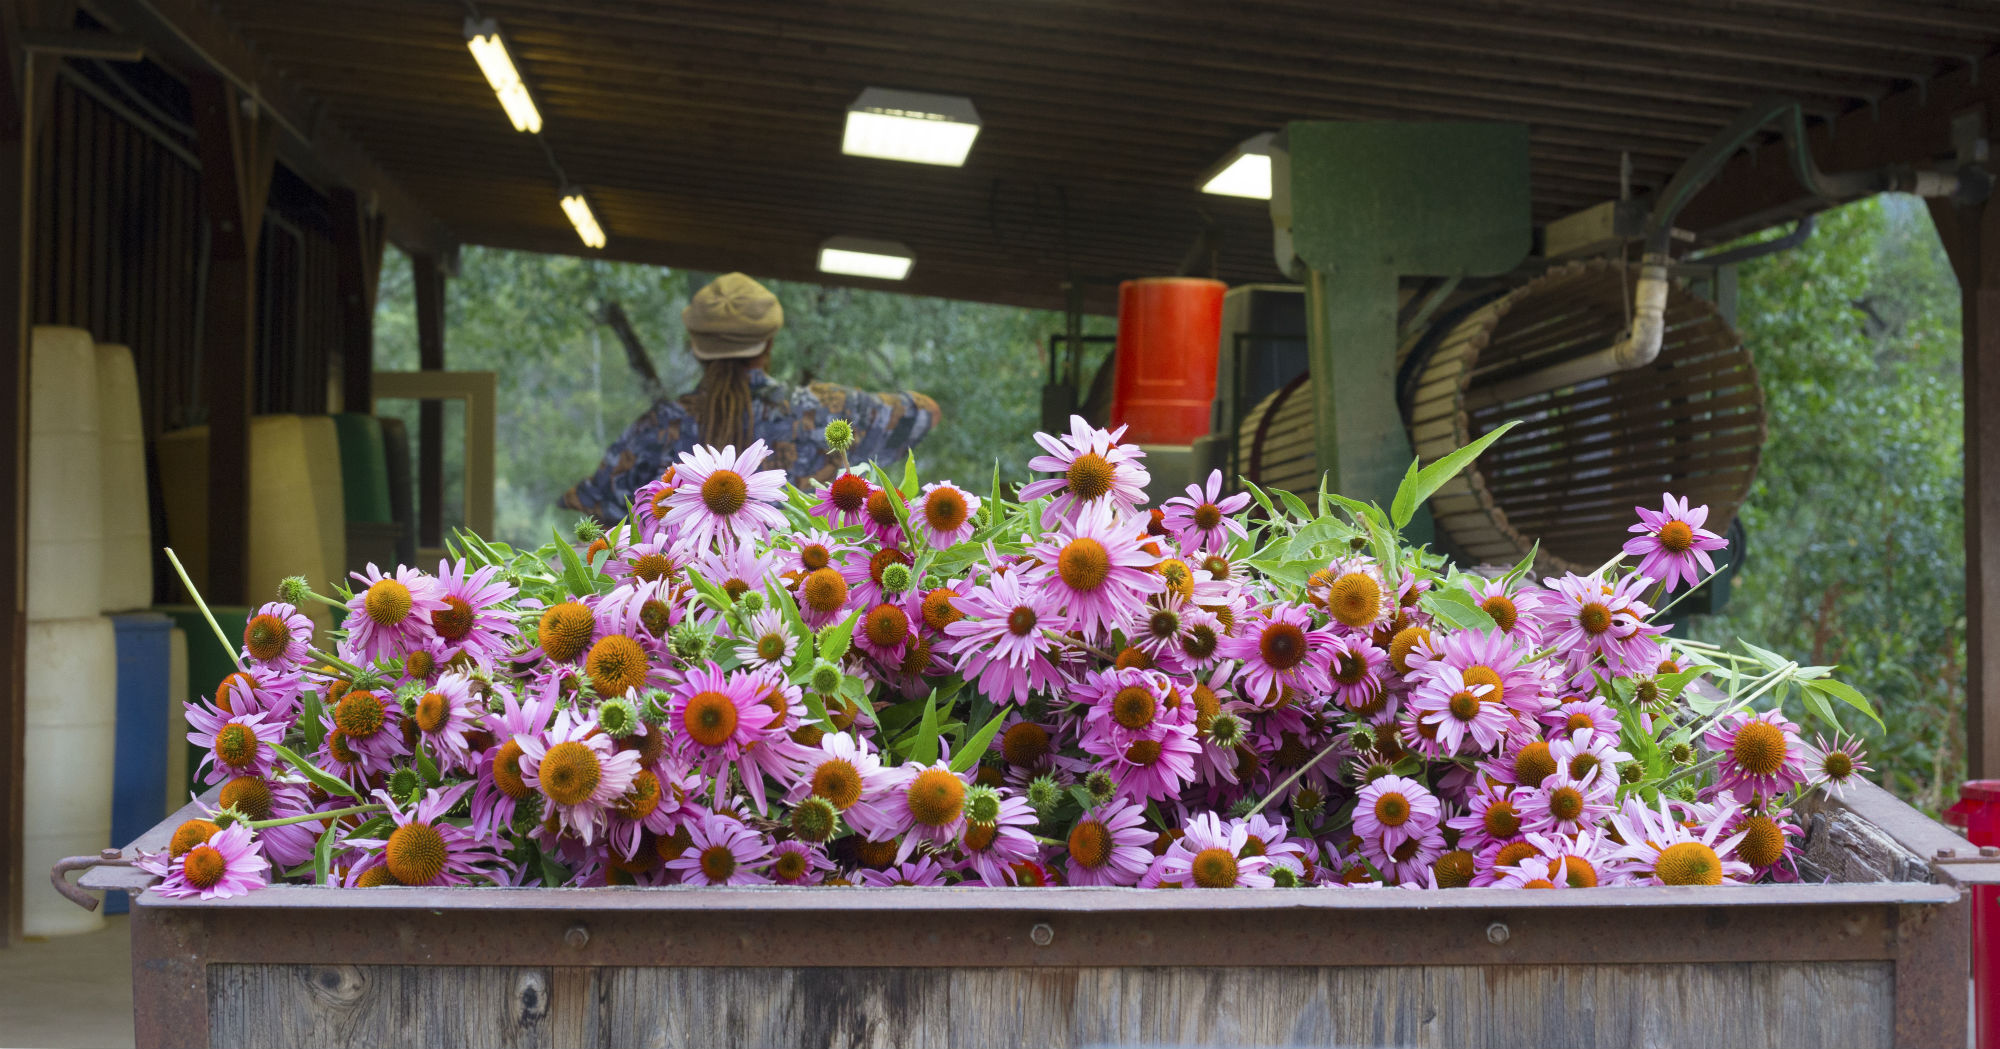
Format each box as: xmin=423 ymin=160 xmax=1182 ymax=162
xmin=1109 ymin=277 xmax=1227 ymax=445
xmin=1946 ymin=779 xmax=2000 ymax=1049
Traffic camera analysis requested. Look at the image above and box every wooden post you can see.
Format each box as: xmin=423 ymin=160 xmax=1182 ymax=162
xmin=331 ymin=186 xmax=384 ymax=416
xmin=0 ymin=7 xmax=28 ymax=948
xmin=412 ymin=251 xmax=445 ymax=549
xmin=189 ymin=71 xmax=274 ymax=604
xmin=1932 ymin=188 xmax=2000 ymax=781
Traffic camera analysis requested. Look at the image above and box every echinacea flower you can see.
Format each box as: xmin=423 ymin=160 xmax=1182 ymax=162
xmin=876 ymin=760 xmax=975 ymax=862
xmin=1515 ymin=766 xmax=1614 ymax=837
xmin=1156 ymin=812 xmax=1274 ymax=888
xmin=1460 ymin=575 xmax=1548 ymax=645
xmin=667 ymin=812 xmax=772 ymax=885
xmin=768 ymin=839 xmax=835 ymax=885
xmin=916 ymin=481 xmax=981 ymax=549
xmin=735 ymin=607 xmax=800 ymax=670
xmin=1703 ymin=709 xmax=1808 ymax=801
xmin=518 ymin=710 xmax=642 ymax=846
xmin=1537 ymin=571 xmax=1663 ymax=677
xmin=185 ymin=704 xmax=286 ymax=785
xmin=472 ymin=680 xmax=555 ymax=839
xmin=1063 ymin=797 xmax=1154 ymax=886
xmin=351 ymin=783 xmax=500 ymax=887
xmin=1806 ymin=733 xmax=1872 ymax=798
xmin=240 ymin=602 xmax=313 ymax=670
xmin=407 ymin=671 xmax=489 ymax=773
xmin=1159 ymin=470 xmax=1250 ymax=556
xmin=1217 ymin=602 xmax=1335 ymax=704
xmin=810 ymin=469 xmax=875 ymax=529
xmin=1607 ymin=796 xmax=1752 ymax=886
xmin=1026 ymin=501 xmax=1164 ymax=640
xmin=1354 ymin=774 xmax=1440 ymax=852
xmin=668 ymin=662 xmax=770 ymax=776
xmin=1624 ymin=493 xmax=1727 ymax=592
xmin=1312 ymin=557 xmax=1390 ymax=631
xmin=1422 ymin=627 xmax=1547 ymax=719
xmin=145 ymin=821 xmax=268 ymax=899
xmin=957 ymin=790 xmax=1041 ymax=886
xmin=344 ymin=563 xmax=449 ymax=663
xmin=1447 ymin=786 xmax=1525 ymax=853
xmin=1408 ymin=665 xmax=1506 ymax=754
xmin=942 ymin=567 xmax=1069 ymax=704
xmin=430 ymin=558 xmax=520 ymax=668
xmin=859 ymin=856 xmax=951 ymax=886
xmin=662 ymin=441 xmax=788 ymax=549
xmin=1019 ymin=414 xmax=1151 ymax=521
xmin=1082 ymin=721 xmax=1201 ymax=803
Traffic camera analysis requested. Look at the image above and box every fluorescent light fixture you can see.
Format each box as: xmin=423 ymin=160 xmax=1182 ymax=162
xmin=818 ymin=236 xmax=914 ymax=280
xmin=464 ymin=18 xmax=542 ymax=133
xmin=841 ymin=87 xmax=981 ymax=166
xmin=1201 ymin=132 xmax=1278 ymax=199
xmin=560 ymin=189 xmax=606 ymax=249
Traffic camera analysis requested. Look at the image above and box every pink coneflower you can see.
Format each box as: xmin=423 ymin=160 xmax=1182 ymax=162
xmin=630 ymin=469 xmax=680 ymax=541
xmin=1217 ymin=603 xmax=1334 ymax=704
xmin=407 ymin=671 xmax=487 ymax=773
xmin=344 ymin=563 xmax=448 ymax=664
xmin=735 ymin=607 xmax=799 ymax=670
xmin=1703 ymin=709 xmax=1808 ymax=801
xmin=692 ymin=542 xmax=781 ymax=608
xmin=1063 ymin=797 xmax=1154 ymax=886
xmin=662 ymin=441 xmax=788 ymax=549
xmin=1495 ymin=852 xmax=1570 ymax=889
xmin=145 ymin=821 xmax=268 ymax=899
xmin=1422 ymin=627 xmax=1547 ymax=719
xmin=668 ymin=663 xmax=769 ymax=777
xmin=1019 ymin=414 xmax=1151 ymax=521
xmin=786 ymin=730 xmax=896 ymax=821
xmin=1156 ymin=812 xmax=1275 ymax=888
xmin=1607 ymin=796 xmax=1752 ymax=886
xmin=1354 ymin=774 xmax=1440 ymax=852
xmin=854 ymin=599 xmax=917 ymax=667
xmin=1325 ymin=635 xmax=1389 ymax=712
xmin=1723 ymin=803 xmax=1802 ymax=880
xmin=810 ymin=469 xmax=876 ymax=530
xmin=1515 ymin=766 xmax=1613 ymax=836
xmin=1083 ymin=721 xmax=1201 ymax=803
xmin=916 ymin=481 xmax=982 ymax=549
xmin=595 ymin=577 xmax=681 ymax=647
xmin=1448 ymin=785 xmax=1525 ymax=853
xmin=1026 ymin=501 xmax=1163 ymax=640
xmin=352 ymin=783 xmax=501 ymax=887
xmin=876 ymin=760 xmax=974 ymax=862
xmin=778 ymin=528 xmax=850 ymax=579
xmin=241 ymin=780 xmax=329 ymax=869
xmin=240 ymin=601 xmax=313 ymax=670
xmin=667 ymin=813 xmax=772 ymax=885
xmin=215 ymin=667 xmax=305 ymax=722
xmin=1368 ymin=826 xmax=1445 ymax=885
xmin=1311 ymin=557 xmax=1391 ymax=632
xmin=1546 ymin=695 xmax=1620 ymax=739
xmin=518 ymin=710 xmax=642 ymax=846
xmin=473 ymin=680 xmax=556 ymax=839
xmin=1460 ymin=576 xmax=1548 ymax=646
xmin=839 ymin=544 xmax=913 ymax=613
xmin=957 ymin=790 xmax=1041 ymax=886
xmin=860 ymin=856 xmax=951 ymax=887
xmin=768 ymin=840 xmax=835 ymax=885
xmin=1079 ymin=667 xmax=1188 ymax=747
xmin=1806 ymin=733 xmax=1872 ymax=798
xmin=602 ymin=532 xmax=686 ymax=588
xmin=429 ymin=558 xmax=519 ymax=668
xmin=1538 ymin=571 xmax=1664 ymax=677
xmin=1548 ymin=728 xmax=1632 ymax=788
xmin=1409 ymin=666 xmax=1506 ymax=754
xmin=942 ymin=568 xmax=1069 ymax=704
xmin=185 ymin=704 xmax=285 ymax=785
xmin=1624 ymin=493 xmax=1727 ymax=592
xmin=1159 ymin=470 xmax=1250 ymax=556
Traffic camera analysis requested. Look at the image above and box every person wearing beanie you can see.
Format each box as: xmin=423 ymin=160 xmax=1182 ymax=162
xmin=562 ymin=272 xmax=941 ymax=521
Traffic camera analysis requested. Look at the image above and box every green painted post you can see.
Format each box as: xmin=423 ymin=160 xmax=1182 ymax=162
xmin=1284 ymin=121 xmax=1532 ymax=511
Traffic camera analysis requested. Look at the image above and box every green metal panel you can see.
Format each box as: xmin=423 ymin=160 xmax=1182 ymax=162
xmin=1284 ymin=121 xmax=1531 ymax=512
xmin=331 ymin=413 xmax=394 ymax=524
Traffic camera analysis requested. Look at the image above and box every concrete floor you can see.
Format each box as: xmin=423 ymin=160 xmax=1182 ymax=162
xmin=0 ymin=913 xmax=134 ymax=1049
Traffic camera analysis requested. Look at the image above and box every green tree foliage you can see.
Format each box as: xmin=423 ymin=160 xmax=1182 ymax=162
xmin=1691 ymin=195 xmax=1965 ymax=811
xmin=376 ymin=247 xmax=1101 ymax=547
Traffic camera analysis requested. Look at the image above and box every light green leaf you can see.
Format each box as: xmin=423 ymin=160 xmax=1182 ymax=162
xmin=311 ymin=817 xmax=338 ymax=885
xmin=1422 ymin=588 xmax=1497 ymax=632
xmin=551 ymin=527 xmax=596 ymax=599
xmin=1807 ymin=678 xmax=1884 ymax=730
xmin=1799 ymin=686 xmax=1842 ymax=733
xmin=949 ymin=708 xmax=1009 ymax=774
xmin=1501 ymin=540 xmax=1541 ymax=585
xmin=907 ymin=691 xmax=943 ymax=765
xmin=1394 ymin=419 xmax=1522 ymax=528
xmin=901 ymin=450 xmax=920 ymax=497
xmin=1241 ymin=478 xmax=1278 ymax=518
xmin=270 ymin=742 xmax=359 ymax=799
xmin=1388 ymin=458 xmax=1424 ymax=529
xmin=1276 ymin=488 xmax=1313 ymax=523
xmin=820 ymin=608 xmax=861 ymax=663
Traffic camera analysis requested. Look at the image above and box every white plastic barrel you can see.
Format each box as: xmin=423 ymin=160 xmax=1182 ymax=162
xmin=96 ymin=343 xmax=151 ymax=612
xmin=28 ymin=327 xmax=103 ymax=620
xmin=21 ymin=616 xmax=116 ymax=936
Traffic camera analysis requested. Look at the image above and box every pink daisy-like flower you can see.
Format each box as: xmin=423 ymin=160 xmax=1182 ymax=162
xmin=1548 ymin=728 xmax=1632 ymax=788
xmin=343 ymin=563 xmax=449 ymax=664
xmin=778 ymin=528 xmax=851 ymax=579
xmin=1156 ymin=812 xmax=1275 ymax=888
xmin=1083 ymin=720 xmax=1201 ymax=804
xmin=876 ymin=760 xmax=975 ymax=862
xmin=1447 ymin=785 xmax=1525 ymax=854
xmin=1079 ymin=667 xmax=1187 ymax=747
xmin=809 ymin=469 xmax=876 ymax=530
xmin=786 ymin=730 xmax=896 ymax=821
xmin=1724 ymin=802 xmax=1803 ymax=880
xmin=1515 ymin=765 xmax=1614 ymax=837
xmin=1325 ymin=634 xmax=1389 ymax=712
xmin=668 ymin=662 xmax=770 ymax=777
xmin=240 ymin=601 xmax=313 ymax=671
xmin=838 ymin=543 xmax=913 ymax=614
xmin=1354 ymin=774 xmax=1441 ymax=852
xmin=602 ymin=532 xmax=687 ymax=588
xmin=1159 ymin=470 xmax=1251 ymax=556
xmin=1703 ymin=709 xmax=1808 ymax=801
xmin=1019 ymin=414 xmax=1151 ymax=521
xmin=1495 ymin=851 xmax=1570 ymax=889
xmin=691 ymin=542 xmax=781 ymax=612
xmin=1063 ymin=797 xmax=1154 ymax=886
xmin=1624 ymin=492 xmax=1728 ymax=592
xmin=735 ymin=607 xmax=800 ymax=670
xmin=1460 ymin=576 xmax=1549 ymax=646
xmin=1217 ymin=603 xmax=1335 ymax=705
xmin=1537 ymin=571 xmax=1664 ymax=678
xmin=1025 ymin=501 xmax=1163 ymax=641
xmin=1422 ymin=627 xmax=1547 ymax=719
xmin=517 ymin=710 xmax=642 ymax=846
xmin=185 ymin=704 xmax=286 ymax=785
xmin=916 ymin=481 xmax=982 ymax=549
xmin=957 ymin=792 xmax=1041 ymax=886
xmin=854 ymin=598 xmax=918 ymax=668
xmin=472 ymin=679 xmax=556 ymax=839
xmin=1806 ymin=733 xmax=1872 ymax=798
xmin=145 ymin=821 xmax=268 ymax=899
xmin=1369 ymin=826 xmax=1446 ymax=885
xmin=768 ymin=840 xmax=836 ymax=885
xmin=215 ymin=666 xmax=306 ymax=723
xmin=860 ymin=856 xmax=952 ymax=887
xmin=661 ymin=441 xmax=789 ymax=549
xmin=1546 ymin=695 xmax=1621 ymax=738
xmin=942 ymin=567 xmax=1070 ymax=704
xmin=407 ymin=671 xmax=488 ymax=773
xmin=350 ymin=783 xmax=501 ymax=887
xmin=1311 ymin=557 xmax=1392 ymax=632
xmin=1607 ymin=796 xmax=1753 ymax=886
xmin=1408 ymin=666 xmax=1506 ymax=754
xmin=667 ymin=812 xmax=773 ymax=885
xmin=429 ymin=558 xmax=519 ymax=668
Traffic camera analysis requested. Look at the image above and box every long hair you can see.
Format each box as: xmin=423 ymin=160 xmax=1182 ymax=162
xmin=689 ymin=357 xmax=755 ymax=450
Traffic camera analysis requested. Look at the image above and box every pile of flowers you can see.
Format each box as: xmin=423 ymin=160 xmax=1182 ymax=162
xmin=143 ymin=415 xmax=1879 ymax=898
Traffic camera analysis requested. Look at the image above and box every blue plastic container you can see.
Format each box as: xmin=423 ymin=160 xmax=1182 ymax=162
xmin=107 ymin=612 xmax=173 ymax=913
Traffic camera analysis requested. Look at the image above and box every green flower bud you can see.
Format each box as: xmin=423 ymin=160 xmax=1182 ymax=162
xmin=1207 ymin=711 xmax=1248 ymax=749
xmin=824 ymin=418 xmax=856 ymax=452
xmin=880 ymin=562 xmax=914 ymax=595
xmin=963 ymin=784 xmax=1003 ymax=825
xmin=1026 ymin=774 xmax=1062 ymax=811
xmin=1270 ymin=865 xmax=1302 ymax=888
xmin=573 ymin=517 xmax=605 ymax=543
xmin=597 ymin=696 xmax=640 ymax=739
xmin=809 ymin=661 xmax=843 ymax=695
xmin=209 ymin=805 xmax=249 ymax=829
xmin=387 ymin=767 xmax=423 ymax=806
xmin=1668 ymin=741 xmax=1697 ymax=767
xmin=1347 ymin=725 xmax=1378 ymax=754
xmin=790 ymin=796 xmax=839 ymax=843
xmin=738 ymin=591 xmax=766 ymax=613
xmin=1619 ymin=760 xmax=1645 ymax=785
xmin=1084 ymin=770 xmax=1117 ymax=806
xmin=277 ymin=576 xmax=313 ymax=607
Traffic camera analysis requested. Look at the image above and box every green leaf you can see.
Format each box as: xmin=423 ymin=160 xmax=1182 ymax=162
xmin=1422 ymin=588 xmax=1497 ymax=632
xmin=1320 ymin=486 xmax=1387 ymax=532
xmin=299 ymin=688 xmax=327 ymax=753
xmin=1276 ymin=488 xmax=1313 ymax=523
xmin=685 ymin=569 xmax=733 ymax=614
xmin=1241 ymin=478 xmax=1278 ymax=518
xmin=901 ymin=450 xmax=920 ymax=497
xmin=820 ymin=609 xmax=861 ymax=663
xmin=949 ymin=708 xmax=1010 ymax=773
xmin=907 ymin=691 xmax=942 ymax=765
xmin=1799 ymin=686 xmax=1842 ymax=733
xmin=536 ymin=845 xmax=571 ymax=889
xmin=270 ymin=742 xmax=360 ymax=799
xmin=415 ymin=745 xmax=441 ymax=786
xmin=1388 ymin=457 xmax=1423 ymax=529
xmin=1394 ymin=419 xmax=1522 ymax=528
xmin=1501 ymin=540 xmax=1541 ymax=585
xmin=551 ymin=527 xmax=596 ymax=599
xmin=311 ymin=817 xmax=338 ymax=885
xmin=1807 ymin=678 xmax=1884 ymax=730
xmin=802 ymin=690 xmax=837 ymax=734
xmin=1739 ymin=641 xmax=1792 ymax=671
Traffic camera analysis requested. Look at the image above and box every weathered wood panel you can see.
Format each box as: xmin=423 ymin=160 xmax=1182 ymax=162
xmin=207 ymin=961 xmax=1893 ymax=1049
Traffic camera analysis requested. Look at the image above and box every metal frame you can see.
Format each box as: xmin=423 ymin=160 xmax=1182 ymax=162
xmin=65 ymin=776 xmax=1974 ymax=1049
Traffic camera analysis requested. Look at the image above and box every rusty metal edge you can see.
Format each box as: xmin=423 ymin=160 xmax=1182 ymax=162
xmin=78 ymin=789 xmax=218 ymax=893
xmin=1892 ymin=894 xmax=1972 ymax=1049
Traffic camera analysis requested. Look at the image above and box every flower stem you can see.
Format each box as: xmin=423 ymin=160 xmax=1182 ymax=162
xmin=1043 ymin=629 xmax=1116 ymax=663
xmin=248 ymin=803 xmax=384 ymax=829
xmin=1648 ymin=561 xmax=1735 ymax=622
xmin=1248 ymin=737 xmax=1344 ymax=816
xmin=164 ymin=547 xmax=245 ymax=673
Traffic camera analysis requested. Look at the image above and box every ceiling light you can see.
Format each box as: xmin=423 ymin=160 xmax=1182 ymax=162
xmin=1201 ymin=132 xmax=1278 ymax=199
xmin=818 ymin=236 xmax=914 ymax=280
xmin=841 ymin=88 xmax=981 ymax=166
xmin=560 ymin=189 xmax=606 ymax=249
xmin=464 ymin=18 xmax=542 ymax=134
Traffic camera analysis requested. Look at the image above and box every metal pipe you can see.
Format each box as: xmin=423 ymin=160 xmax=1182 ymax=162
xmin=1685 ymin=214 xmax=1815 ymax=269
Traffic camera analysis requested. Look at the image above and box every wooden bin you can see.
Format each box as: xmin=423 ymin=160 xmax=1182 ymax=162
xmin=74 ymin=779 xmax=1981 ymax=1049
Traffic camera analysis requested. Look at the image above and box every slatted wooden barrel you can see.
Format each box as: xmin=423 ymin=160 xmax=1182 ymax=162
xmin=1242 ymin=261 xmax=1764 ymax=572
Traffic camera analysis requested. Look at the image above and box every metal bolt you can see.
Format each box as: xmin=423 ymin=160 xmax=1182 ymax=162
xmin=564 ymin=924 xmax=589 ymax=950
xmin=1486 ymin=922 xmax=1510 ymax=945
xmin=1029 ymin=922 xmax=1054 ymax=947
xmin=99 ymin=848 xmax=122 ymax=860
xmin=1983 ymin=846 xmax=2000 ymax=858
xmin=1938 ymin=847 xmax=1959 ymax=859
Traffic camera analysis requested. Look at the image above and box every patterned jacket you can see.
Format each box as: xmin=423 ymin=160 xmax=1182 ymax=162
xmin=562 ymin=369 xmax=942 ymax=521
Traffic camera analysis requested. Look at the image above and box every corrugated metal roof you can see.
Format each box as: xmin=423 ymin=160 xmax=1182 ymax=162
xmin=211 ymin=0 xmax=2000 ymax=309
